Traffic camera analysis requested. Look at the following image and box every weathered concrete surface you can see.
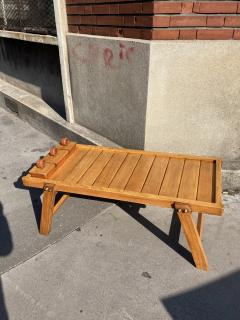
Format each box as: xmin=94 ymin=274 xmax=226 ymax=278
xmin=67 ymin=34 xmax=150 ymax=149
xmin=146 ymin=40 xmax=240 ymax=163
xmin=0 ymin=31 xmax=57 ymax=46
xmin=1 ymin=194 xmax=240 ymax=320
xmin=67 ymin=35 xmax=240 ymax=168
xmin=67 ymin=35 xmax=240 ymax=189
xmin=0 ymin=79 xmax=119 ymax=148
xmin=0 ymin=107 xmax=113 ymax=274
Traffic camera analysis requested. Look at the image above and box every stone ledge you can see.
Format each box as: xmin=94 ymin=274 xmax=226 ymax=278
xmin=0 ymin=79 xmax=119 ymax=148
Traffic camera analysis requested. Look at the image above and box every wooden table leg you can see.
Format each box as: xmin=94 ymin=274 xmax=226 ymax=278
xmin=40 ymin=184 xmax=56 ymax=235
xmin=177 ymin=208 xmax=208 ymax=271
xmin=197 ymin=213 xmax=204 ymax=239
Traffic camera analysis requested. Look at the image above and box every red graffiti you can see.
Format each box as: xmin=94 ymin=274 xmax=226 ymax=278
xmin=119 ymin=43 xmax=134 ymax=61
xmin=103 ymin=48 xmax=114 ymax=67
xmin=71 ymin=41 xmax=135 ymax=69
xmin=126 ymin=47 xmax=134 ymax=61
xmin=119 ymin=43 xmax=125 ymax=60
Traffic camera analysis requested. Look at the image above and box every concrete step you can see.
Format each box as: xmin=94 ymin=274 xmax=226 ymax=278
xmin=0 ymin=78 xmax=119 ymax=148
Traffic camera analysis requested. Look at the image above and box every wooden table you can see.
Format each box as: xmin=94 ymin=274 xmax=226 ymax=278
xmin=22 ymin=138 xmax=224 ymax=271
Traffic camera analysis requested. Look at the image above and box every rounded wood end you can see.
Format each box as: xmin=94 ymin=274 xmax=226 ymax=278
xmin=60 ymin=137 xmax=70 ymax=146
xmin=36 ymin=159 xmax=45 ymax=169
xmin=49 ymin=147 xmax=57 ymax=156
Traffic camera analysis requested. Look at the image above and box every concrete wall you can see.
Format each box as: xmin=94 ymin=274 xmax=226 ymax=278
xmin=67 ymin=34 xmax=150 ymax=149
xmin=0 ymin=38 xmax=65 ymax=118
xmin=146 ymin=40 xmax=240 ymax=164
xmin=67 ymin=34 xmax=240 ymax=168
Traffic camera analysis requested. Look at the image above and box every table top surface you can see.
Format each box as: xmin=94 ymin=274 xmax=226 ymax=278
xmin=23 ymin=142 xmax=223 ymax=215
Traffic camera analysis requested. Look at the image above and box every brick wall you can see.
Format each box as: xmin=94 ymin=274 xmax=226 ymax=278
xmin=66 ymin=1 xmax=240 ymax=40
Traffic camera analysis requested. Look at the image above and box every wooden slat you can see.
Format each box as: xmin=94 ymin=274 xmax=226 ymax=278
xmin=63 ymin=149 xmax=102 ymax=184
xmin=53 ymin=148 xmax=89 ymax=181
xmin=109 ymin=153 xmax=141 ymax=189
xmin=23 ymin=142 xmax=224 ymax=216
xmin=29 ymin=163 xmax=56 ymax=179
xmin=125 ymin=155 xmax=155 ymax=192
xmin=197 ymin=161 xmax=215 ymax=203
xmin=142 ymin=157 xmax=169 ymax=194
xmin=94 ymin=152 xmax=128 ymax=188
xmin=77 ymin=144 xmax=220 ymax=161
xmin=78 ymin=151 xmax=114 ymax=186
xmin=178 ymin=160 xmax=201 ymax=200
xmin=159 ymin=158 xmax=185 ymax=197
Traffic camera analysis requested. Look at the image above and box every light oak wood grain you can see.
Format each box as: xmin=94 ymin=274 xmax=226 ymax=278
xmin=23 ymin=141 xmax=224 ymax=271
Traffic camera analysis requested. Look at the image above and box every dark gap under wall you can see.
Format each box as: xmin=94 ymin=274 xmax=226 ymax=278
xmin=0 ymin=38 xmax=65 ymax=118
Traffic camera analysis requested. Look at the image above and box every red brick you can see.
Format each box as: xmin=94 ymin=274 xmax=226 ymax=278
xmin=197 ymin=29 xmax=234 ymax=39
xmin=193 ymin=2 xmax=200 ymax=13
xmin=179 ymin=29 xmax=197 ymax=40
xmin=92 ymin=4 xmax=109 ymax=14
xmin=193 ymin=2 xmax=237 ymax=14
xmin=142 ymin=29 xmax=153 ymax=40
xmin=109 ymin=4 xmax=119 ymax=14
xmin=238 ymin=3 xmax=240 ymax=13
xmin=95 ymin=0 xmax=133 ymax=3
xmin=67 ymin=5 xmax=85 ymax=14
xmin=68 ymin=25 xmax=79 ymax=33
xmin=108 ymin=28 xmax=122 ymax=37
xmin=233 ymin=29 xmax=240 ymax=39
xmin=93 ymin=27 xmax=119 ymax=37
xmin=67 ymin=0 xmax=88 ymax=4
xmin=152 ymin=29 xmax=180 ymax=40
xmin=124 ymin=16 xmax=136 ymax=27
xmin=81 ymin=16 xmax=97 ymax=25
xmin=97 ymin=16 xmax=124 ymax=26
xmin=181 ymin=2 xmax=193 ymax=14
xmin=121 ymin=28 xmax=152 ymax=40
xmin=119 ymin=3 xmax=142 ymax=14
xmin=153 ymin=16 xmax=170 ymax=27
xmin=225 ymin=16 xmax=240 ymax=27
xmin=68 ymin=15 xmax=81 ymax=24
xmin=78 ymin=26 xmax=93 ymax=35
xmin=84 ymin=5 xmax=92 ymax=14
xmin=142 ymin=2 xmax=154 ymax=14
xmin=122 ymin=28 xmax=142 ymax=39
xmin=135 ymin=16 xmax=153 ymax=27
xmin=170 ymin=16 xmax=207 ymax=27
xmin=154 ymin=1 xmax=182 ymax=13
xmin=117 ymin=28 xmax=124 ymax=37
xmin=207 ymin=16 xmax=225 ymax=27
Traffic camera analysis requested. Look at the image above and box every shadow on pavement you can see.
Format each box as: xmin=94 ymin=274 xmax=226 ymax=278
xmin=14 ymin=170 xmax=115 ymax=231
xmin=0 ymin=202 xmax=13 ymax=320
xmin=14 ymin=168 xmax=43 ymax=229
xmin=162 ymin=270 xmax=240 ymax=320
xmin=118 ymin=202 xmax=194 ymax=266
xmin=15 ymin=169 xmax=193 ymax=267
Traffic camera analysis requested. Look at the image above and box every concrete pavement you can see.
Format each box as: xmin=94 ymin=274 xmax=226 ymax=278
xmin=0 ymin=107 xmax=112 ymax=274
xmin=0 ymin=107 xmax=240 ymax=320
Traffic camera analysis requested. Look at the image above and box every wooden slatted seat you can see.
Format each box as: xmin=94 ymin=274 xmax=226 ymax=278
xmin=22 ymin=138 xmax=224 ymax=271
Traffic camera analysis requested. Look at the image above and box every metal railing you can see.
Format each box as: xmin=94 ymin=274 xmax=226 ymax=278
xmin=0 ymin=0 xmax=56 ymax=35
